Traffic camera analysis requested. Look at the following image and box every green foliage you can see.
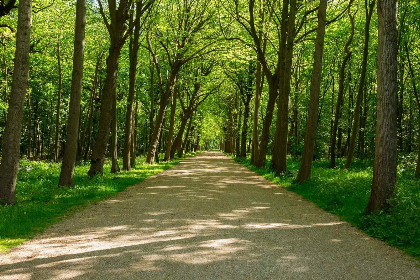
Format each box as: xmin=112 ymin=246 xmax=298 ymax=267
xmin=234 ymin=155 xmax=420 ymax=259
xmin=0 ymin=156 xmax=187 ymax=252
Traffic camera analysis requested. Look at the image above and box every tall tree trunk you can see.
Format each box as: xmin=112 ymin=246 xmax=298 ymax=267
xmin=88 ymin=0 xmax=134 ymax=177
xmin=164 ymin=86 xmax=177 ymax=161
xmin=146 ymin=66 xmax=179 ymax=164
xmin=58 ymin=0 xmax=86 ymax=186
xmin=365 ymin=0 xmax=398 ymax=214
xmin=123 ymin=3 xmax=141 ymax=171
xmin=345 ymin=0 xmax=375 ymax=169
xmin=255 ymin=79 xmax=278 ymax=168
xmin=179 ymin=116 xmax=193 ymax=158
xmin=235 ymin=93 xmax=241 ymax=158
xmin=251 ymin=61 xmax=262 ymax=164
xmin=54 ymin=38 xmax=63 ymax=162
xmin=88 ymin=41 xmax=122 ymax=177
xmin=170 ymin=113 xmax=190 ymax=159
xmin=271 ymin=0 xmax=297 ymax=174
xmin=240 ymin=97 xmax=251 ymax=157
xmin=0 ymin=0 xmax=32 ymax=205
xmin=130 ymin=101 xmax=138 ymax=167
xmin=111 ymin=93 xmax=120 ymax=173
xmin=271 ymin=0 xmax=291 ymax=173
xmin=296 ymin=0 xmax=327 ymax=183
xmin=330 ymin=10 xmax=354 ymax=168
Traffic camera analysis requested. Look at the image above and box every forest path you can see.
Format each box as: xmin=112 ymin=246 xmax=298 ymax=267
xmin=0 ymin=152 xmax=419 ymax=280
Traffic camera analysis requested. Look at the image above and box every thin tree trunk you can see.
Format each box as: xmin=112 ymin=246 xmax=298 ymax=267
xmin=111 ymin=93 xmax=120 ymax=173
xmin=88 ymin=41 xmax=122 ymax=177
xmin=296 ymin=0 xmax=327 ymax=183
xmin=179 ymin=116 xmax=193 ymax=158
xmin=88 ymin=0 xmax=134 ymax=177
xmin=255 ymin=79 xmax=278 ymax=168
xmin=164 ymin=86 xmax=177 ymax=161
xmin=123 ymin=3 xmax=141 ymax=171
xmin=251 ymin=61 xmax=262 ymax=164
xmin=54 ymin=38 xmax=62 ymax=162
xmin=130 ymin=101 xmax=138 ymax=167
xmin=271 ymin=0 xmax=291 ymax=173
xmin=0 ymin=0 xmax=32 ymax=205
xmin=330 ymin=10 xmax=354 ymax=168
xmin=58 ymin=0 xmax=86 ymax=186
xmin=271 ymin=0 xmax=296 ymax=174
xmin=235 ymin=93 xmax=241 ymax=158
xmin=146 ymin=62 xmax=179 ymax=164
xmin=365 ymin=0 xmax=398 ymax=214
xmin=170 ymin=113 xmax=190 ymax=159
xmin=345 ymin=0 xmax=375 ymax=169
xmin=240 ymin=97 xmax=251 ymax=157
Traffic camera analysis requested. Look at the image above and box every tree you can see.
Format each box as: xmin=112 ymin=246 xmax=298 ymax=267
xmin=296 ymin=0 xmax=328 ymax=183
xmin=330 ymin=8 xmax=354 ymax=168
xmin=0 ymin=0 xmax=32 ymax=204
xmin=365 ymin=0 xmax=398 ymax=214
xmin=88 ymin=0 xmax=153 ymax=177
xmin=345 ymin=0 xmax=375 ymax=169
xmin=145 ymin=0 xmax=215 ymax=164
xmin=123 ymin=1 xmax=142 ymax=171
xmin=58 ymin=0 xmax=86 ymax=187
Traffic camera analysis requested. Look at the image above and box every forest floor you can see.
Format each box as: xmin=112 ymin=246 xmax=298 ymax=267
xmin=0 ymin=152 xmax=419 ymax=279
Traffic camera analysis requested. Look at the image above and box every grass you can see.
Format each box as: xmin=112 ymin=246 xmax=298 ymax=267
xmin=0 ymin=153 xmax=196 ymax=252
xmin=233 ymin=154 xmax=420 ymax=259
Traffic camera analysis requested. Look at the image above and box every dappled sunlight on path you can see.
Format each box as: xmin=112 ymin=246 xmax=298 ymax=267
xmin=0 ymin=152 xmax=419 ymax=279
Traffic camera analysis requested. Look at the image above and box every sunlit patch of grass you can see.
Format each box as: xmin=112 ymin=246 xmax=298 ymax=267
xmin=234 ymin=154 xmax=420 ymax=259
xmin=0 ymin=153 xmax=196 ymax=252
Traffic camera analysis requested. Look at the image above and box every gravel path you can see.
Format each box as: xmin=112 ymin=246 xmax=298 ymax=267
xmin=1 ymin=152 xmax=419 ymax=279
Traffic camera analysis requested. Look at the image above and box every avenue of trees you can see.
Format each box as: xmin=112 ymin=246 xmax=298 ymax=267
xmin=0 ymin=0 xmax=419 ymax=216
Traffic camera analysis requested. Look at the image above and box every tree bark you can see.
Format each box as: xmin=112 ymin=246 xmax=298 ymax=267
xmin=111 ymin=93 xmax=120 ymax=173
xmin=123 ymin=2 xmax=141 ymax=171
xmin=345 ymin=0 xmax=375 ymax=169
xmin=240 ymin=96 xmax=251 ymax=157
xmin=58 ymin=0 xmax=86 ymax=186
xmin=88 ymin=42 xmax=121 ymax=177
xmin=179 ymin=116 xmax=193 ymax=158
xmin=130 ymin=101 xmax=138 ymax=167
xmin=365 ymin=0 xmax=398 ymax=214
xmin=296 ymin=0 xmax=327 ymax=183
xmin=330 ymin=10 xmax=354 ymax=168
xmin=251 ymin=61 xmax=262 ymax=164
xmin=0 ymin=0 xmax=32 ymax=205
xmin=88 ymin=0 xmax=133 ymax=177
xmin=255 ymin=79 xmax=278 ymax=168
xmin=170 ymin=113 xmax=190 ymax=159
xmin=164 ymin=86 xmax=177 ymax=161
xmin=271 ymin=0 xmax=296 ymax=174
xmin=146 ymin=69 xmax=178 ymax=164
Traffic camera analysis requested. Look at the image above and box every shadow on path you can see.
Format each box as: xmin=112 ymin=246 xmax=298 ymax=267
xmin=0 ymin=152 xmax=419 ymax=279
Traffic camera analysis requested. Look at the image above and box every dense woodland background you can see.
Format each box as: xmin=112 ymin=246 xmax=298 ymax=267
xmin=0 ymin=0 xmax=419 ymax=254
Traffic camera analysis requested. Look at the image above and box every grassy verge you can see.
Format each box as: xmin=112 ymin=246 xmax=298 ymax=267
xmin=0 ymin=153 xmax=196 ymax=252
xmin=233 ymin=154 xmax=420 ymax=259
